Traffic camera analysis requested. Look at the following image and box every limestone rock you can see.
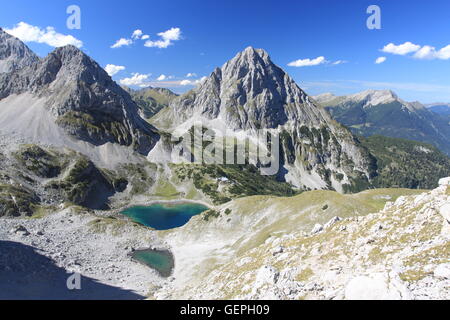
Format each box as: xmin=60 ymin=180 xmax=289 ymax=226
xmin=434 ymin=264 xmax=450 ymax=279
xmin=9 ymin=225 xmax=30 ymax=236
xmin=311 ymin=224 xmax=323 ymax=235
xmin=439 ymin=177 xmax=450 ymax=186
xmin=439 ymin=203 xmax=450 ymax=223
xmin=0 ymin=28 xmax=38 ymax=73
xmin=344 ymin=274 xmax=406 ymax=300
xmin=0 ymin=36 xmax=159 ymax=155
xmin=324 ymin=216 xmax=341 ymax=229
xmin=156 ymin=47 xmax=376 ymax=191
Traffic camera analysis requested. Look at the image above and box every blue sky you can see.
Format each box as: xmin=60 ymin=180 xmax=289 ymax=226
xmin=2 ymin=0 xmax=450 ymax=102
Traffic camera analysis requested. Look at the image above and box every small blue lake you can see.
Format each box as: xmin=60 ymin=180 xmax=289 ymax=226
xmin=131 ymin=249 xmax=174 ymax=278
xmin=120 ymin=202 xmax=209 ymax=230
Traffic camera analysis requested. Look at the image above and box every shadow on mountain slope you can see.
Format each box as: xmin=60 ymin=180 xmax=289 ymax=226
xmin=0 ymin=241 xmax=144 ymax=300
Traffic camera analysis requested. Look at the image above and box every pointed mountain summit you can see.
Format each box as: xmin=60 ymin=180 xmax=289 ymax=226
xmin=154 ymin=47 xmax=376 ymax=192
xmin=0 ymin=43 xmax=159 ymax=156
xmin=0 ymin=28 xmax=39 ymax=73
xmin=163 ymin=46 xmax=329 ymax=131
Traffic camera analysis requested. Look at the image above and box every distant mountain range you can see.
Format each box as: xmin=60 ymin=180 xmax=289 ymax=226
xmin=0 ymin=26 xmax=448 ymax=212
xmin=426 ymin=103 xmax=450 ymax=126
xmin=426 ymin=103 xmax=450 ymax=116
xmin=314 ymin=90 xmax=450 ymax=156
xmin=123 ymin=86 xmax=178 ymax=120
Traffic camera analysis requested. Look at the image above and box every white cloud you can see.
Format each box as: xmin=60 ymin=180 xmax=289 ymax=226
xmin=380 ymin=41 xmax=450 ymax=61
xmin=381 ymin=42 xmax=420 ymax=55
xmin=157 ymin=74 xmax=167 ymax=81
xmin=288 ymin=56 xmax=327 ymax=67
xmin=438 ymin=45 xmax=450 ymax=59
xmin=159 ymin=28 xmax=181 ymax=41
xmin=119 ymin=73 xmax=150 ymax=87
xmin=179 ymin=76 xmax=207 ymax=86
xmin=186 ymin=73 xmax=197 ymax=78
xmin=144 ymin=27 xmax=182 ymax=49
xmin=413 ymin=44 xmax=450 ymax=60
xmin=137 ymin=76 xmax=207 ymax=88
xmin=180 ymin=79 xmax=192 ymax=86
xmin=111 ymin=38 xmax=132 ymax=48
xmin=104 ymin=64 xmax=125 ymax=76
xmin=132 ymin=29 xmax=143 ymax=40
xmin=375 ymin=56 xmax=387 ymax=64
xmin=4 ymin=22 xmax=83 ymax=48
xmin=112 ymin=29 xmax=151 ymax=48
xmin=332 ymin=60 xmax=347 ymax=65
xmin=112 ymin=28 xmax=182 ymax=49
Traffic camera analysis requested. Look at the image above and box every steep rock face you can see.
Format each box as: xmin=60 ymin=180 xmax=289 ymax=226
xmin=0 ymin=28 xmax=39 ymax=73
xmin=0 ymin=41 xmax=159 ymax=155
xmin=316 ymin=90 xmax=450 ymax=156
xmin=170 ymin=47 xmax=329 ymax=130
xmin=157 ymin=47 xmax=376 ymax=191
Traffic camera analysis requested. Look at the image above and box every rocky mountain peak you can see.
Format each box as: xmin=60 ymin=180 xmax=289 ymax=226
xmin=0 ymin=28 xmax=39 ymax=73
xmin=313 ymin=92 xmax=337 ymax=104
xmin=224 ymin=46 xmax=271 ymax=68
xmin=168 ymin=46 xmax=320 ymax=131
xmin=348 ymin=89 xmax=398 ymax=106
xmin=37 ymin=45 xmax=114 ymax=88
xmin=154 ymin=47 xmax=376 ymax=191
xmin=221 ymin=46 xmax=278 ymax=85
xmin=0 ymin=37 xmax=159 ymax=155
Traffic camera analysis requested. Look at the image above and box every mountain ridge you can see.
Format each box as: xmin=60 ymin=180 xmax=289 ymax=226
xmin=314 ymin=90 xmax=450 ymax=155
xmin=152 ymin=47 xmax=377 ymax=192
xmin=123 ymin=86 xmax=178 ymax=119
xmin=0 ymin=32 xmax=159 ymax=157
xmin=0 ymin=27 xmax=39 ymax=73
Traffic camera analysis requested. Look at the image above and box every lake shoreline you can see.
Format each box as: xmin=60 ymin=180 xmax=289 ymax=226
xmin=110 ymin=199 xmax=213 ymax=216
xmin=129 ymin=248 xmax=175 ymax=278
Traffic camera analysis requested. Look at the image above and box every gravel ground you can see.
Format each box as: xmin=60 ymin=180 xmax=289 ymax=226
xmin=0 ymin=207 xmax=171 ymax=300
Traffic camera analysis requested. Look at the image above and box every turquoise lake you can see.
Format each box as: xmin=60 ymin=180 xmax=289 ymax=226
xmin=131 ymin=249 xmax=174 ymax=278
xmin=120 ymin=202 xmax=208 ymax=230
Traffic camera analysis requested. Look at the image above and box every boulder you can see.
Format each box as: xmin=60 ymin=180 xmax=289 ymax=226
xmin=344 ymin=274 xmax=406 ymax=300
xmin=439 ymin=203 xmax=450 ymax=223
xmin=311 ymin=224 xmax=323 ymax=235
xmin=272 ymin=246 xmax=284 ymax=256
xmin=434 ymin=264 xmax=450 ymax=279
xmin=324 ymin=216 xmax=342 ymax=229
xmin=254 ymin=266 xmax=279 ymax=287
xmin=438 ymin=177 xmax=450 ymax=186
xmin=9 ymin=225 xmax=30 ymax=236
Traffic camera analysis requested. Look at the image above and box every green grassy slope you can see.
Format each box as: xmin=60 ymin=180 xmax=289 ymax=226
xmin=360 ymin=135 xmax=450 ymax=189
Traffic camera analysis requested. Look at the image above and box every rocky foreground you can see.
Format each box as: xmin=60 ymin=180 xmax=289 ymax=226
xmin=158 ymin=177 xmax=450 ymax=300
xmin=0 ymin=207 xmax=169 ymax=299
xmin=1 ymin=178 xmax=448 ymax=300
